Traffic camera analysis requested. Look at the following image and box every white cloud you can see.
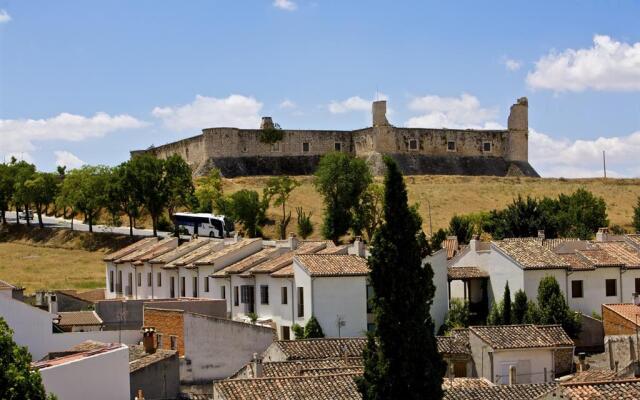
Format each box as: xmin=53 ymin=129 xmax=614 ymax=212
xmin=328 ymin=93 xmax=388 ymax=114
xmin=152 ymin=94 xmax=263 ymax=131
xmin=279 ymin=99 xmax=296 ymax=109
xmin=54 ymin=150 xmax=85 ymax=170
xmin=527 ymin=35 xmax=640 ymax=92
xmin=504 ymin=58 xmax=522 ymax=71
xmin=405 ymin=93 xmax=499 ymax=129
xmin=0 ymin=112 xmax=146 ymax=162
xmin=273 ymin=0 xmax=297 ymax=11
xmin=0 ymin=10 xmax=11 ymax=23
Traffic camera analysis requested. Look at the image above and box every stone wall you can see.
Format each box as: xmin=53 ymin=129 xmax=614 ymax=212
xmin=144 ymin=308 xmax=185 ymax=356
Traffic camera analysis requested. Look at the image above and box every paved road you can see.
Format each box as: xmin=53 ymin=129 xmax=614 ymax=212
xmin=3 ymin=212 xmax=169 ymax=237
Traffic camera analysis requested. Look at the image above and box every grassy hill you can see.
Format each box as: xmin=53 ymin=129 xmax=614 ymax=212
xmin=223 ymin=175 xmax=640 ymax=238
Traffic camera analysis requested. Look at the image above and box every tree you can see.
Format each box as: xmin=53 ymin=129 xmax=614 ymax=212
xmin=486 ymin=301 xmax=503 ymax=326
xmin=554 ymin=189 xmax=608 ymax=239
xmin=229 ymin=190 xmax=267 ymax=238
xmin=448 ymin=215 xmax=474 ymax=245
xmin=483 ymin=195 xmax=550 ymax=240
xmin=291 ymin=323 xmax=304 ymax=339
xmin=536 ymin=276 xmax=581 ymax=337
xmin=12 ymin=161 xmax=37 ymax=227
xmin=129 ymin=154 xmax=168 ymax=236
xmin=352 ymin=183 xmax=385 ymax=242
xmin=303 ymin=316 xmax=325 ymax=339
xmin=62 ymin=166 xmax=109 ymax=232
xmin=264 ymin=176 xmax=300 ymax=239
xmin=512 ymin=289 xmax=528 ymax=324
xmin=24 ymin=172 xmax=59 ymax=228
xmin=634 ymin=197 xmax=640 ymax=233
xmin=56 ymin=174 xmax=79 ymax=231
xmin=314 ymin=153 xmax=372 ymax=243
xmin=195 ymin=168 xmax=228 ymax=214
xmin=296 ymin=207 xmax=314 ymax=239
xmin=164 ymin=155 xmax=195 ymax=236
xmin=441 ymin=298 xmax=470 ymax=334
xmin=430 ymin=228 xmax=448 ymax=252
xmin=0 ymin=317 xmax=54 ymax=399
xmin=357 ymin=157 xmax=445 ymax=400
xmin=0 ymin=163 xmax=16 ymax=225
xmin=502 ymin=282 xmax=512 ymax=325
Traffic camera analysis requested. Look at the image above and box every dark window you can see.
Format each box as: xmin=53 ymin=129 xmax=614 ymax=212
xmin=170 ymin=336 xmax=177 ymax=350
xmin=367 ymin=284 xmax=374 ymax=313
xmin=334 ymin=142 xmax=342 ymax=151
xmin=193 ymin=277 xmax=198 ymax=297
xmin=281 ymin=326 xmax=290 ymax=340
xmin=117 ymin=271 xmax=122 ymax=294
xmin=367 ymin=323 xmax=376 ymax=333
xmin=635 ymin=278 xmax=640 ymax=294
xmin=157 ymin=272 xmax=162 ymax=287
xmin=483 ymin=142 xmax=492 ymax=152
xmin=447 ymin=141 xmax=456 ymax=151
xmin=281 ymin=287 xmax=288 ymax=305
xmin=297 ymin=287 xmax=304 ymax=318
xmin=241 ymin=285 xmax=255 ymax=313
xmin=302 ymin=142 xmax=310 ymax=152
xmin=147 ymin=272 xmax=152 ymax=287
xmin=409 ymin=139 xmax=418 ymax=150
xmin=234 ymin=286 xmax=239 ymax=306
xmin=127 ymin=273 xmax=133 ymax=295
xmin=204 ymin=277 xmax=209 ymax=292
xmin=170 ymin=277 xmax=175 ymax=298
xmin=137 ymin=272 xmax=142 ymax=287
xmin=260 ymin=285 xmax=269 ymax=305
xmin=181 ymin=277 xmax=186 ymax=297
xmin=157 ymin=334 xmax=163 ymax=348
xmin=221 ymin=285 xmax=226 ymax=299
xmin=571 ymin=280 xmax=583 ymax=298
xmin=606 ymin=279 xmax=617 ymax=297
xmin=109 ymin=271 xmax=114 ymax=292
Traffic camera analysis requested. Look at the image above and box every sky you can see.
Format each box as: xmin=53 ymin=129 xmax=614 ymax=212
xmin=1 ymin=1 xmax=639 ymax=178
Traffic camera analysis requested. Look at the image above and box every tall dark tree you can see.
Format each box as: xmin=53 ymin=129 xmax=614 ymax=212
xmin=129 ymin=154 xmax=168 ymax=236
xmin=0 ymin=163 xmax=15 ymax=225
xmin=264 ymin=176 xmax=300 ymax=239
xmin=12 ymin=161 xmax=37 ymax=227
xmin=537 ymin=276 xmax=581 ymax=338
xmin=512 ymin=289 xmax=528 ymax=324
xmin=357 ymin=157 xmax=445 ymax=400
xmin=502 ymin=282 xmax=512 ymax=325
xmin=24 ymin=172 xmax=59 ymax=228
xmin=448 ymin=214 xmax=474 ymax=245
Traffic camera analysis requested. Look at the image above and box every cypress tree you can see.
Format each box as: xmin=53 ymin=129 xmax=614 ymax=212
xmin=356 ymin=157 xmax=445 ymax=400
xmin=502 ymin=282 xmax=512 ymax=325
xmin=512 ymin=289 xmax=528 ymax=324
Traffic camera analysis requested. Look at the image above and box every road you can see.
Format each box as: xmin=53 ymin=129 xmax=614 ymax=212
xmin=3 ymin=212 xmax=169 ymax=238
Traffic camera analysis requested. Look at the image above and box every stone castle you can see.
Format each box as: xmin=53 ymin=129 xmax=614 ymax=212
xmin=132 ymin=97 xmax=539 ymax=177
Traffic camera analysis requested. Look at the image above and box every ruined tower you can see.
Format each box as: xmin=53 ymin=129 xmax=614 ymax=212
xmin=506 ymin=97 xmax=529 ymax=162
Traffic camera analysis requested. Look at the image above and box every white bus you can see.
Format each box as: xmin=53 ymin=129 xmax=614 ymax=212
xmin=173 ymin=213 xmax=235 ymax=238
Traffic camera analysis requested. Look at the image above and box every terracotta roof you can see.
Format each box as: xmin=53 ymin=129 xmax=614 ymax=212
xmin=56 ymin=289 xmax=105 ymax=303
xmin=270 ymin=264 xmax=294 ymax=278
xmin=0 ymin=279 xmax=16 ymax=290
xmin=214 ymin=373 xmax=361 ymax=400
xmin=128 ymin=344 xmax=177 ymax=373
xmin=273 ymin=338 xmax=367 ymax=361
xmin=558 ymin=253 xmax=594 ymax=271
xmin=493 ymin=239 xmax=569 ymax=270
xmin=116 ymin=237 xmax=176 ymax=264
xmin=553 ymin=378 xmax=640 ymax=399
xmin=163 ymin=240 xmax=223 ymax=269
xmin=33 ymin=343 xmax=124 ymax=369
xmin=596 ymin=242 xmax=640 ymax=268
xmin=103 ymin=237 xmax=158 ymax=262
xmin=565 ymin=369 xmax=619 ymax=383
xmin=295 ymin=254 xmax=369 ymax=277
xmin=318 ymin=245 xmax=349 ymax=255
xmin=67 ymin=340 xmax=110 ymax=353
xmin=576 ymin=248 xmax=624 ymax=268
xmin=248 ymin=252 xmax=294 ymax=275
xmin=57 ymin=311 xmax=103 ymax=327
xmin=194 ymin=238 xmax=262 ymax=266
xmin=443 ymin=237 xmax=460 ymax=259
xmin=442 ymin=378 xmax=492 ymax=390
xmin=437 ymin=329 xmax=471 ymax=356
xmin=148 ymin=238 xmax=210 ymax=264
xmin=444 ymin=383 xmax=555 ymax=400
xmin=469 ymin=324 xmax=572 ymax=350
xmin=447 ymin=266 xmax=489 ymax=280
xmin=602 ymin=304 xmax=640 ymax=327
xmin=626 ymin=234 xmax=640 ymax=249
xmin=261 ymin=358 xmax=363 ymax=377
xmin=295 ymin=241 xmax=331 ymax=254
xmin=212 ymin=248 xmax=280 ymax=278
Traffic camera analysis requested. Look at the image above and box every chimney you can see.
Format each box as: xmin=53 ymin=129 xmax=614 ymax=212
xmin=508 ymin=365 xmax=517 ymax=385
xmin=260 ymin=117 xmax=274 ymax=130
xmin=469 ymin=235 xmax=480 ymax=252
xmin=352 ymin=236 xmax=365 ymax=257
xmin=578 ymin=352 xmax=587 ymax=372
xmin=252 ymin=353 xmax=263 ymax=378
xmin=295 ymin=362 xmax=303 ymax=376
xmin=142 ymin=327 xmax=156 ymax=354
xmin=288 ymin=233 xmax=298 ymax=250
xmin=372 ymin=100 xmax=389 ymax=127
xmin=48 ymin=293 xmax=58 ymax=314
xmin=596 ymin=228 xmax=609 ymax=242
xmin=538 ymin=230 xmax=545 ymax=240
xmin=446 ymin=236 xmax=459 ymax=251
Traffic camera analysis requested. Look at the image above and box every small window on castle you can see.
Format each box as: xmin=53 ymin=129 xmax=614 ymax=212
xmin=483 ymin=141 xmax=492 ymax=152
xmin=242 ymin=146 xmax=248 ymax=153
xmin=447 ymin=141 xmax=456 ymax=152
xmin=334 ymin=142 xmax=342 ymax=152
xmin=409 ymin=139 xmax=418 ymax=151
xmin=302 ymin=142 xmax=310 ymax=153
xmin=271 ymin=142 xmax=280 ymax=152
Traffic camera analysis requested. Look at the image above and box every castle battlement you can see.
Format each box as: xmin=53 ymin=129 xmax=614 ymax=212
xmin=133 ymin=98 xmax=538 ymax=178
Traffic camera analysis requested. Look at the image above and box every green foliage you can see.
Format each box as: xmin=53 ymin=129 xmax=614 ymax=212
xmin=0 ymin=163 xmax=16 ymax=224
xmin=535 ymin=276 xmax=581 ymax=337
xmin=430 ymin=228 xmax=448 ymax=252
xmin=164 ymin=155 xmax=195 ymax=235
xmin=59 ymin=166 xmax=110 ymax=232
xmin=291 ymin=323 xmax=304 ymax=339
xmin=314 ymin=152 xmax=372 ymax=243
xmin=512 ymin=289 xmax=528 ymax=324
xmin=264 ymin=176 xmax=300 ymax=239
xmin=356 ymin=157 xmax=445 ymax=400
xmin=591 ymin=311 xmax=602 ymax=320
xmin=633 ymin=197 xmax=640 ymax=233
xmin=303 ymin=316 xmax=325 ymax=339
xmin=486 ymin=301 xmax=503 ymax=326
xmin=448 ymin=214 xmax=474 ymax=245
xmin=195 ymin=168 xmax=227 ymax=214
xmin=352 ymin=183 xmax=385 ymax=242
xmin=128 ymin=154 xmax=169 ymax=236
xmin=258 ymin=126 xmax=284 ymax=144
xmin=483 ymin=195 xmax=550 ymax=239
xmin=0 ymin=317 xmax=54 ymax=399
xmin=11 ymin=161 xmax=37 ymax=226
xmin=247 ymin=312 xmax=258 ymax=324
xmin=24 ymin=172 xmax=59 ymax=228
xmin=524 ymin=300 xmax=541 ymax=324
xmin=554 ymin=189 xmax=608 ymax=239
xmin=502 ymin=282 xmax=512 ymax=325
xmin=441 ymin=298 xmax=470 ymax=334
xmin=295 ymin=207 xmax=314 ymax=239
xmin=228 ymin=189 xmax=268 ymax=237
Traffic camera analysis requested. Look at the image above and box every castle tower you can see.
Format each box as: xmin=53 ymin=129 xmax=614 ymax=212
xmin=372 ymin=100 xmax=390 ymax=127
xmin=506 ymin=97 xmax=529 ymax=162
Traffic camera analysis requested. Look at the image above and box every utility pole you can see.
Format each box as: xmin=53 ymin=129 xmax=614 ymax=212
xmin=428 ymin=199 xmax=433 ymax=237
xmin=603 ymin=150 xmax=607 ymax=179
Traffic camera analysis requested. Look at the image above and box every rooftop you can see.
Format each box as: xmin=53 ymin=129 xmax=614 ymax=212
xmin=272 ymin=338 xmax=367 ymax=361
xmin=294 ymin=254 xmax=369 ymax=277
xmin=442 ymin=378 xmax=492 ymax=390
xmin=56 ymin=289 xmax=105 ymax=303
xmin=33 ymin=343 xmax=124 ymax=370
xmin=447 ymin=266 xmax=489 ymax=280
xmin=437 ymin=329 xmax=471 ymax=356
xmin=261 ymin=358 xmax=363 ymax=377
xmin=0 ymin=279 xmax=16 ymax=290
xmin=469 ymin=324 xmax=573 ymax=350
xmin=128 ymin=344 xmax=177 ymax=373
xmin=56 ymin=311 xmax=103 ymax=327
xmin=194 ymin=238 xmax=262 ymax=266
xmin=444 ymin=382 xmax=556 ymax=400
xmin=602 ymin=303 xmax=640 ymax=326
xmin=211 ymin=247 xmax=280 ymax=277
xmin=115 ymin=237 xmax=177 ymax=264
xmin=103 ymin=237 xmax=158 ymax=262
xmin=552 ymin=378 xmax=640 ymax=399
xmin=148 ymin=237 xmax=210 ymax=264
xmin=163 ymin=240 xmax=223 ymax=268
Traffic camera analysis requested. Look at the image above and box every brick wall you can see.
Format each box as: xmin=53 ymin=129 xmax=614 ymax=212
xmin=144 ymin=308 xmax=185 ymax=356
xmin=602 ymin=306 xmax=637 ymax=336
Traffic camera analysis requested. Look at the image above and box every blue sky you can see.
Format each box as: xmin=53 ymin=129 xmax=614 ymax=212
xmin=1 ymin=1 xmax=639 ymax=177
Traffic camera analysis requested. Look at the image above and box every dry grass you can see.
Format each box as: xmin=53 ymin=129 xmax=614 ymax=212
xmin=0 ymin=242 xmax=105 ymax=294
xmin=223 ymin=175 xmax=640 ymax=237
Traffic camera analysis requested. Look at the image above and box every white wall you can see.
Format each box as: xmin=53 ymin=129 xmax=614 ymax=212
xmin=258 ymin=275 xmax=295 ymax=339
xmin=425 ymin=250 xmax=448 ymax=330
xmin=311 ymin=276 xmax=367 ymax=338
xmin=39 ymin=345 xmax=130 ymax=400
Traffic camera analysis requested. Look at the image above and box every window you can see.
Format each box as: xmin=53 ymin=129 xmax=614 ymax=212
xmin=157 ymin=334 xmax=163 ymax=348
xmin=221 ymin=285 xmax=226 ymax=299
xmin=367 ymin=323 xmax=376 ymax=333
xmin=334 ymin=142 xmax=342 ymax=152
xmin=147 ymin=272 xmax=152 ymax=287
xmin=170 ymin=336 xmax=177 ymax=350
xmin=193 ymin=277 xmax=198 ymax=297
xmin=109 ymin=271 xmax=114 ymax=292
xmin=241 ymin=285 xmax=255 ymax=313
xmin=606 ymin=279 xmax=617 ymax=297
xmin=170 ymin=277 xmax=175 ymax=298
xmin=260 ymin=285 xmax=269 ymax=305
xmin=281 ymin=326 xmax=290 ymax=340
xmin=117 ymin=271 xmax=122 ymax=294
xmin=127 ymin=273 xmax=133 ymax=295
xmin=241 ymin=146 xmax=248 ymax=153
xmin=636 ymin=278 xmax=640 ymax=294
xmin=447 ymin=141 xmax=456 ymax=152
xmin=204 ymin=277 xmax=209 ymax=293
xmin=297 ymin=287 xmax=304 ymax=318
xmin=271 ymin=142 xmax=280 ymax=152
xmin=157 ymin=272 xmax=162 ymax=287
xmin=234 ymin=286 xmax=239 ymax=306
xmin=281 ymin=287 xmax=288 ymax=305
xmin=408 ymin=139 xmax=418 ymax=151
xmin=181 ymin=277 xmax=186 ymax=297
xmin=571 ymin=280 xmax=583 ymax=298
xmin=302 ymin=142 xmax=310 ymax=153
xmin=367 ymin=285 xmax=374 ymax=313
xmin=137 ymin=272 xmax=142 ymax=287
xmin=483 ymin=141 xmax=492 ymax=152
